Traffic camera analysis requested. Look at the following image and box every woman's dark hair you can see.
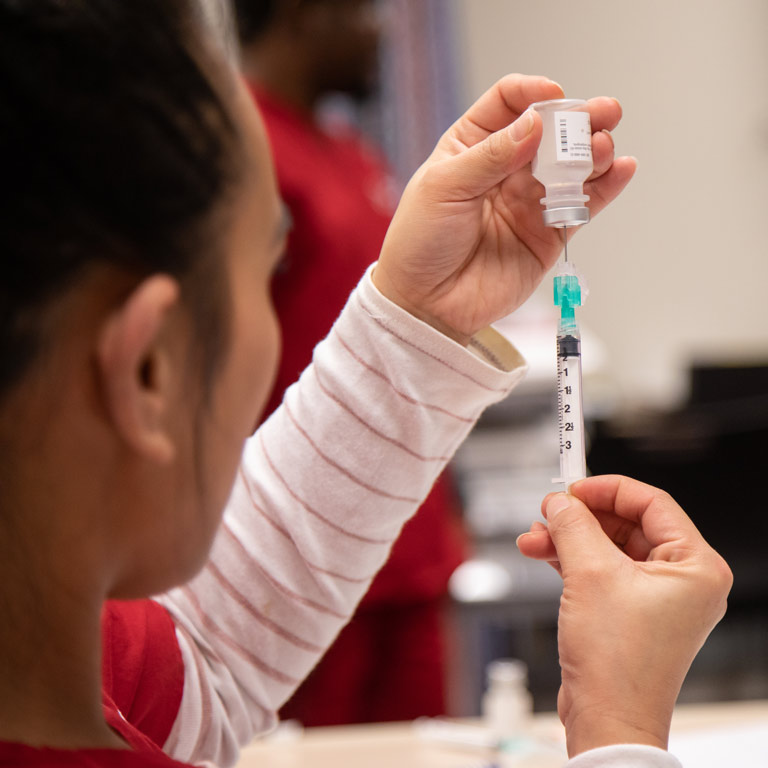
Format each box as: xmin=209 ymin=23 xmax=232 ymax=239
xmin=0 ymin=0 xmax=242 ymax=399
xmin=232 ymin=0 xmax=280 ymax=45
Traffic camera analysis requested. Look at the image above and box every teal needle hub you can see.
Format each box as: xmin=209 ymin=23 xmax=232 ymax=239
xmin=554 ymin=273 xmax=582 ymax=330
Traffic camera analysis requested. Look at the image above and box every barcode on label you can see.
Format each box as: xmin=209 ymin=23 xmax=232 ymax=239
xmin=554 ymin=111 xmax=592 ymax=162
xmin=559 ymin=117 xmax=568 ymax=154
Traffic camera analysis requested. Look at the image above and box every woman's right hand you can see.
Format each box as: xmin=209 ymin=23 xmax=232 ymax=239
xmin=517 ymin=475 xmax=733 ymax=758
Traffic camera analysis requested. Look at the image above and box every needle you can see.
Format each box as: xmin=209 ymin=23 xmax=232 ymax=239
xmin=562 ymin=225 xmax=568 ymax=262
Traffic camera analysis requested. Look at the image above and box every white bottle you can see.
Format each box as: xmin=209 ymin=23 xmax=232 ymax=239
xmin=530 ymin=98 xmax=594 ymax=228
xmin=481 ymin=658 xmax=534 ymax=744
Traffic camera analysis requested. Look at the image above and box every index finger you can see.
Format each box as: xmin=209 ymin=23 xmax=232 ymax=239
xmin=447 ymin=74 xmax=563 ymax=148
xmin=540 ymin=490 xmax=655 ymax=561
xmin=569 ymin=474 xmax=704 ymax=546
xmin=569 ymin=475 xmax=668 ymax=519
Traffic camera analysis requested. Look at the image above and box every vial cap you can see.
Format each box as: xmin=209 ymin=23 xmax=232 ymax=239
xmin=486 ymin=658 xmax=528 ymax=687
xmin=542 ymin=206 xmax=590 ymax=228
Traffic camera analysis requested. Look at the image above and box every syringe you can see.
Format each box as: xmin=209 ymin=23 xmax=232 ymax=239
xmin=553 ymin=232 xmax=586 ymax=489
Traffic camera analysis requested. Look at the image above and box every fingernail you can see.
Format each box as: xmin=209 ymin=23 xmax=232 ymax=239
xmin=510 ymin=110 xmax=534 ymax=141
xmin=545 ymin=493 xmax=571 ymax=520
xmin=600 ymin=129 xmax=614 ymax=149
xmin=515 ymin=532 xmax=534 ymax=548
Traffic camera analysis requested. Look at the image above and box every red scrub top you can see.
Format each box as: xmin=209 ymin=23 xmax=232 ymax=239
xmin=0 ymin=600 xmax=187 ymax=767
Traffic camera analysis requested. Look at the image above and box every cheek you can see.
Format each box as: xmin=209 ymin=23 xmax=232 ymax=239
xmin=246 ymin=303 xmax=281 ymax=425
xmin=189 ymin=306 xmax=279 ymax=558
xmin=218 ymin=294 xmax=282 ymax=449
xmin=202 ymin=300 xmax=281 ymax=492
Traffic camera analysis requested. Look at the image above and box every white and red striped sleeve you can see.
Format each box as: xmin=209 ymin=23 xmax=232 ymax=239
xmin=156 ymin=266 xmax=527 ymax=767
xmin=566 ymin=745 xmax=682 ymax=768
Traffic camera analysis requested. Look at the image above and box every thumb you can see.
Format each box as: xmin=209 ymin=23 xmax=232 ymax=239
xmin=436 ymin=110 xmax=541 ymax=199
xmin=544 ymin=493 xmax=619 ymax=575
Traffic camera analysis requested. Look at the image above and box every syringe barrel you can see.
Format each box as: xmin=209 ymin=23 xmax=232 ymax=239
xmin=556 ymin=329 xmax=587 ymax=489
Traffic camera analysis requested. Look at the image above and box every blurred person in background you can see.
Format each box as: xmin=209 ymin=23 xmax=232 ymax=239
xmin=233 ymin=0 xmax=468 ymax=725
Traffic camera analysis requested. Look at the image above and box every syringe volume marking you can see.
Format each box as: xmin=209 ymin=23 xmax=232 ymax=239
xmin=556 ymin=375 xmax=565 ymax=454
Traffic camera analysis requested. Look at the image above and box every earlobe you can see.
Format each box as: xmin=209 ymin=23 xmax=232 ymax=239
xmin=97 ymin=275 xmax=181 ymax=464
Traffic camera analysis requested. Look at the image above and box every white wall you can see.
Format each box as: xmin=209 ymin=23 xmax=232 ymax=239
xmin=451 ymin=0 xmax=768 ymax=407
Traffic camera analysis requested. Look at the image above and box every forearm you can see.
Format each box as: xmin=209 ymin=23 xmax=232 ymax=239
xmin=157 ymin=266 xmax=527 ymax=766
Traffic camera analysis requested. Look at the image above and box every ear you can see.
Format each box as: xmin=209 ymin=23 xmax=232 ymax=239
xmin=97 ymin=275 xmax=181 ymax=464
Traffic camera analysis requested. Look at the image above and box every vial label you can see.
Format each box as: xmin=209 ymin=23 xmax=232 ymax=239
xmin=554 ymin=111 xmax=592 ymax=162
